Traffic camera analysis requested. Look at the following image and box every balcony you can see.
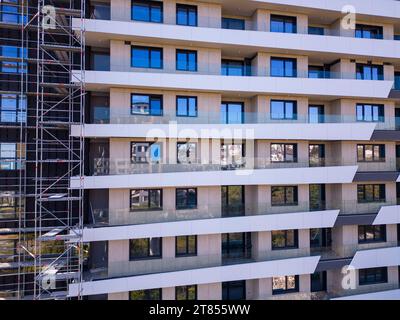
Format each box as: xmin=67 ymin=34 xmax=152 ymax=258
xmin=75 ymin=17 xmax=400 ymax=61
xmin=76 ymin=206 xmax=339 ymax=242
xmin=73 ymin=70 xmax=393 ymax=100
xmin=68 ymin=251 xmax=319 ymax=297
xmin=71 ymin=113 xmax=377 ymax=141
xmin=71 ymin=159 xmax=357 ymax=189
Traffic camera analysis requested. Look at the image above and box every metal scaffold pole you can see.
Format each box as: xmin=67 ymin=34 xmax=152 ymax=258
xmin=0 ymin=0 xmax=85 ymax=300
xmin=32 ymin=0 xmax=85 ymax=300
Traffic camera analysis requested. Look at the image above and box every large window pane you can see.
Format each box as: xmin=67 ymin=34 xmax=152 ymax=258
xmin=130 ymin=289 xmax=161 ymax=300
xmin=129 ymin=237 xmax=162 ymax=260
xmin=271 ymin=57 xmax=297 ymax=77
xmin=130 ymin=189 xmax=162 ymax=211
xmin=132 ymin=0 xmax=163 ymax=23
xmin=176 ymin=188 xmax=197 ymax=209
xmin=176 ymin=4 xmax=197 ymax=26
xmin=131 ymin=46 xmax=163 ymax=69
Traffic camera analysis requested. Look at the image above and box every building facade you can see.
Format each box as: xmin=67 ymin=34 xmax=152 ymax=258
xmin=1 ymin=0 xmax=400 ymax=300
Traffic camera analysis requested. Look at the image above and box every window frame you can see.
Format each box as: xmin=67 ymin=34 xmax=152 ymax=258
xmin=129 ymin=288 xmax=162 ymax=300
xmin=358 ymin=225 xmax=387 ymax=244
xmin=0 ymin=94 xmax=27 ymax=123
xmin=270 ymin=14 xmax=297 ymax=34
xmin=271 ymin=186 xmax=299 ymax=206
xmin=175 ymin=235 xmax=197 ymax=257
xmin=355 ymin=24 xmax=383 ymax=39
xmin=131 ymin=0 xmax=163 ymax=23
xmin=130 ymin=141 xmax=162 ymax=164
xmin=359 ymin=267 xmax=388 ymax=286
xmin=131 ymin=93 xmax=163 ymax=116
xmin=222 ymin=281 xmax=246 ymax=300
xmin=356 ymin=103 xmax=384 ymax=122
xmin=129 ymin=189 xmax=163 ymax=212
xmin=222 ymin=17 xmax=245 ymax=30
xmin=356 ymin=63 xmax=384 ymax=80
xmin=176 ymin=96 xmax=198 ymax=117
xmin=131 ymin=45 xmax=163 ymax=69
xmin=175 ymin=188 xmax=198 ymax=210
xmin=176 ymin=142 xmax=197 ymax=164
xmin=221 ymin=59 xmax=245 ymax=76
xmin=271 ymin=229 xmax=299 ymax=250
xmin=357 ymin=144 xmax=385 ymax=162
xmin=176 ymin=3 xmax=197 ymax=27
xmin=272 ymin=275 xmax=300 ymax=295
xmin=270 ymin=143 xmax=298 ymax=163
xmin=270 ymin=100 xmax=297 ymax=120
xmin=270 ymin=57 xmax=297 ymax=78
xmin=357 ymin=184 xmax=386 ymax=203
xmin=129 ymin=237 xmax=162 ymax=261
xmin=176 ymin=49 xmax=197 ymax=72
xmin=175 ymin=285 xmax=197 ymax=300
xmin=222 ymin=232 xmax=252 ymax=260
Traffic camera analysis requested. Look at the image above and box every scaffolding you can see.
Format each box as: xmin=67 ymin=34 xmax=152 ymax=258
xmin=0 ymin=0 xmax=85 ymax=300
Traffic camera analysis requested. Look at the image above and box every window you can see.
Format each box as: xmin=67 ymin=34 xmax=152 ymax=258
xmin=220 ymin=102 xmax=244 ymax=124
xmin=222 ymin=17 xmax=245 ymax=30
xmin=310 ymin=228 xmax=331 ymax=248
xmin=356 ymin=104 xmax=384 ymax=122
xmin=221 ymin=60 xmax=244 ymax=76
xmin=0 ymin=45 xmax=27 ymax=73
xmin=129 ymin=237 xmax=162 ymax=260
xmin=176 ymin=188 xmax=197 ymax=209
xmin=357 ymin=144 xmax=385 ymax=162
xmin=309 ymin=144 xmax=325 ymax=167
xmin=356 ymin=64 xmax=383 ymax=80
xmin=271 ymin=229 xmax=298 ymax=249
xmin=270 ymin=144 xmax=297 ymax=162
xmin=358 ymin=225 xmax=386 ymax=243
xmin=130 ymin=189 xmax=162 ymax=211
xmin=271 ymin=186 xmax=298 ymax=206
xmin=176 ymin=285 xmax=196 ymax=300
xmin=308 ymin=66 xmax=327 ymax=79
xmin=0 ymin=1 xmax=27 ymax=24
xmin=91 ymin=51 xmax=110 ymax=71
xmin=90 ymin=2 xmax=111 ymax=20
xmin=220 ymin=143 xmax=245 ymax=168
xmin=395 ymin=35 xmax=400 ymax=41
xmin=270 ymin=100 xmax=297 ymax=120
xmin=131 ymin=94 xmax=163 ymax=116
xmin=131 ymin=46 xmax=163 ymax=69
xmin=311 ymin=272 xmax=327 ymax=292
xmin=131 ymin=142 xmax=161 ymax=163
xmin=130 ymin=289 xmax=161 ymax=300
xmin=270 ymin=15 xmax=296 ymax=33
xmin=0 ymin=94 xmax=26 ymax=123
xmin=0 ymin=237 xmax=17 ymax=262
xmin=175 ymin=235 xmax=197 ymax=257
xmin=0 ymin=143 xmax=25 ymax=170
xmin=176 ymin=96 xmax=197 ymax=117
xmin=357 ymin=184 xmax=386 ymax=203
xmin=222 ymin=185 xmax=245 ymax=217
xmin=308 ymin=26 xmax=324 ymax=35
xmin=222 ymin=233 xmax=252 ymax=260
xmin=176 ymin=4 xmax=197 ymax=26
xmin=222 ymin=281 xmax=246 ymax=300
xmin=177 ymin=142 xmax=197 ymax=164
xmin=176 ymin=49 xmax=197 ymax=71
xmin=272 ymin=275 xmax=299 ymax=295
xmin=0 ymin=191 xmax=22 ymax=220
xmin=359 ymin=267 xmax=388 ymax=286
xmin=270 ymin=57 xmax=297 ymax=77
xmin=355 ymin=24 xmax=383 ymax=39
xmin=131 ymin=0 xmax=163 ymax=23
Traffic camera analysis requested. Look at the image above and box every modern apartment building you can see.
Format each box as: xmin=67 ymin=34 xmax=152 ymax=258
xmin=1 ymin=0 xmax=400 ymax=300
